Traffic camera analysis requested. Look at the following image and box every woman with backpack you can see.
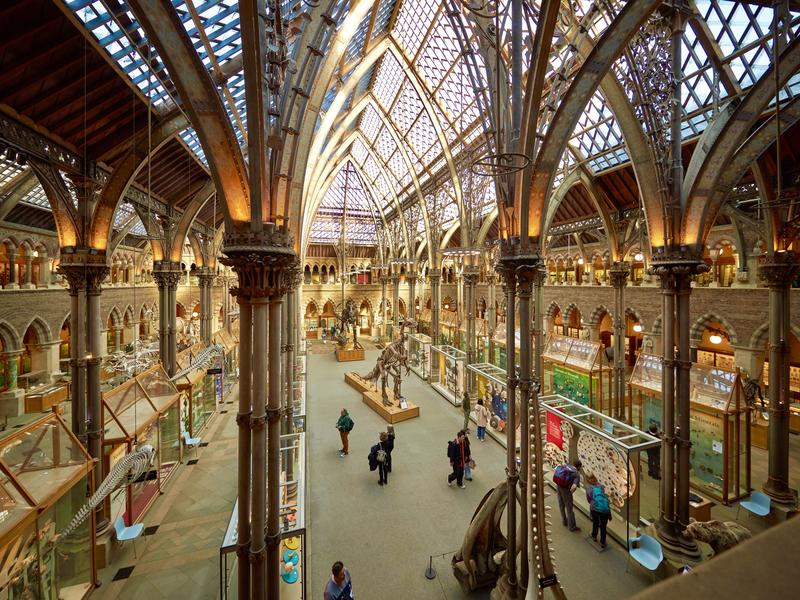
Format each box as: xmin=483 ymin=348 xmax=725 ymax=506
xmin=585 ymin=473 xmax=612 ymax=548
xmin=336 ymin=408 xmax=354 ymax=457
xmin=375 ymin=432 xmax=390 ymax=485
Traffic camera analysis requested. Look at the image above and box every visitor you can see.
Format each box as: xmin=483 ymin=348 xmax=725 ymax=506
xmin=374 ymin=432 xmax=390 ymax=485
xmin=384 ymin=425 xmax=395 ymax=475
xmin=462 ymin=429 xmax=474 ymax=481
xmin=646 ymin=423 xmax=661 ymax=480
xmin=447 ymin=430 xmax=470 ymax=488
xmin=335 ymin=409 xmax=354 ymax=457
xmin=585 ymin=473 xmax=612 ymax=548
xmin=553 ymin=459 xmax=582 ymax=532
xmin=324 ymin=561 xmax=354 ymax=600
xmin=474 ymin=398 xmax=490 ymax=442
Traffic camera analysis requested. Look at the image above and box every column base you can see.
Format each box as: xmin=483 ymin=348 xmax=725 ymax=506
xmin=762 ymin=479 xmax=799 ymax=508
xmin=655 ymin=520 xmax=703 ymax=567
xmin=3 ymin=284 xmax=18 ymax=290
xmin=20 ymin=283 xmax=35 ymax=289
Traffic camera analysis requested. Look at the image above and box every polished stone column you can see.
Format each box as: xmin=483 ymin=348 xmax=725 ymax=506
xmin=38 ymin=253 xmax=51 ymax=287
xmin=197 ymin=268 xmax=215 ymax=344
xmin=379 ymin=275 xmax=389 ymax=341
xmin=391 ymin=272 xmax=400 ymax=330
xmin=759 ymin=253 xmax=800 ymax=504
xmin=429 ymin=272 xmax=441 ymax=346
xmin=6 ymin=248 xmax=16 ymax=289
xmin=152 ymin=261 xmax=181 ymax=375
xmin=113 ymin=327 xmax=122 ymax=352
xmin=59 ymin=265 xmax=87 ymax=444
xmin=609 ymin=263 xmax=629 ymax=419
xmin=22 ymin=254 xmax=33 ymax=288
xmin=407 ymin=273 xmax=417 ymax=323
xmin=463 ymin=267 xmax=479 ymax=394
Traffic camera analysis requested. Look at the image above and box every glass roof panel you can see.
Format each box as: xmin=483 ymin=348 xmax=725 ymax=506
xmin=310 ymin=161 xmax=379 ymax=246
xmin=393 ymin=0 xmax=438 ymax=59
xmin=371 ymin=0 xmax=397 ymax=41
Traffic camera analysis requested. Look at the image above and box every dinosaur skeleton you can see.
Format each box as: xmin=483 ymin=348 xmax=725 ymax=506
xmin=361 ymin=319 xmax=415 ymax=406
xmin=336 ymin=298 xmax=362 ymax=349
xmin=170 ymin=344 xmax=225 ymax=381
xmin=52 ymin=444 xmax=156 ymax=544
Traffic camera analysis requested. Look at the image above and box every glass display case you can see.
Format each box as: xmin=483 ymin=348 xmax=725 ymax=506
xmin=174 ymin=343 xmax=219 ymax=437
xmin=407 ymin=333 xmax=432 ymax=380
xmin=213 ymin=329 xmax=238 ymax=399
xmin=0 ymin=413 xmax=96 ymax=599
xmin=429 ymin=345 xmax=466 ymax=406
xmin=628 ymin=354 xmax=750 ymax=504
xmin=466 ymin=363 xmax=517 ymax=449
xmin=540 ymin=395 xmax=660 ymax=545
xmin=220 ymin=433 xmax=307 ymax=600
xmin=102 ymin=365 xmax=182 ymax=525
xmin=542 ymin=335 xmax=611 ymax=413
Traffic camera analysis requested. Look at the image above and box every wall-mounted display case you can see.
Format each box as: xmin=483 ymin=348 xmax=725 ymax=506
xmin=102 ymin=365 xmax=182 ymax=525
xmin=0 ymin=413 xmax=96 ymax=599
xmin=628 ymin=354 xmax=750 ymax=504
xmin=542 ymin=335 xmax=611 ymax=413
xmin=429 ymin=345 xmax=466 ymax=406
xmin=541 ymin=394 xmax=660 ymax=544
xmin=407 ymin=333 xmax=432 ymax=380
xmin=220 ymin=432 xmax=307 ymax=599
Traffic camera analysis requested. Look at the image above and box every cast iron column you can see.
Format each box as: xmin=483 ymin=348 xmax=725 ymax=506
xmin=759 ymin=253 xmax=800 ymax=504
xmin=407 ymin=273 xmax=417 ymax=324
xmin=391 ymin=272 xmax=400 ymax=330
xmin=429 ymin=272 xmax=441 ymax=346
xmin=486 ymin=272 xmax=497 ymax=360
xmin=379 ymin=274 xmax=389 ymax=341
xmin=198 ymin=268 xmax=215 ymax=343
xmin=59 ymin=265 xmax=87 ymax=447
xmin=153 ymin=261 xmax=182 ymax=375
xmin=609 ymin=263 xmax=629 ymax=419
xmin=463 ymin=266 xmax=479 ymax=393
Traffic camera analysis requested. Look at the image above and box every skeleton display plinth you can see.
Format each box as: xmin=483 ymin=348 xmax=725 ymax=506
xmin=345 ymin=372 xmax=372 ymax=393
xmin=362 ymin=387 xmax=419 ymax=424
xmin=336 ymin=346 xmax=365 ymax=362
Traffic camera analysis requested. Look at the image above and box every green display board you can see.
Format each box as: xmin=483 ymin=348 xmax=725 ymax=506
xmin=552 ymin=365 xmax=593 ymax=406
xmin=689 ymin=410 xmax=726 ymax=494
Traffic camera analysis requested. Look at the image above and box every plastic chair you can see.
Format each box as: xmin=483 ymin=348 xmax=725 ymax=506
xmin=182 ymin=430 xmax=202 ymax=457
xmin=114 ymin=517 xmax=144 ymax=558
xmin=737 ymin=490 xmax=771 ymax=520
xmin=627 ymin=534 xmax=663 ymax=582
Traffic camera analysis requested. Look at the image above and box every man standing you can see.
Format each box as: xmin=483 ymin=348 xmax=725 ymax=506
xmin=447 ymin=430 xmax=470 ymax=488
xmin=553 ymin=459 xmax=582 ymax=532
xmin=324 ymin=561 xmax=354 ymax=600
xmin=336 ymin=408 xmax=354 ymax=457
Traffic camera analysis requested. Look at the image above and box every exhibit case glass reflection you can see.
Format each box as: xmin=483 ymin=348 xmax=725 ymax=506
xmin=174 ymin=343 xmax=219 ymax=436
xmin=220 ymin=432 xmax=307 ymax=599
xmin=0 ymin=413 xmax=96 ymax=599
xmin=540 ymin=395 xmax=660 ymax=544
xmin=628 ymin=354 xmax=750 ymax=504
xmin=407 ymin=333 xmax=432 ymax=380
xmin=542 ymin=335 xmax=611 ymax=413
xmin=466 ymin=362 xmax=517 ymax=448
xmin=429 ymin=345 xmax=466 ymax=406
xmin=102 ymin=365 xmax=182 ymax=524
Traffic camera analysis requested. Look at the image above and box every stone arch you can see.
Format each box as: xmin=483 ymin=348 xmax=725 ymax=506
xmin=123 ymin=304 xmax=135 ymax=326
xmin=21 ymin=316 xmax=53 ymax=344
xmin=358 ymin=296 xmax=374 ymax=314
xmin=587 ymin=304 xmax=612 ymax=327
xmin=690 ymin=312 xmax=739 ymax=346
xmin=545 ymin=301 xmax=561 ymax=319
xmin=650 ymin=316 xmax=662 ymax=336
xmin=563 ymin=302 xmax=580 ymax=324
xmin=108 ymin=306 xmax=123 ymax=329
xmin=0 ymin=320 xmax=21 ymax=350
xmin=625 ymin=307 xmax=644 ymax=329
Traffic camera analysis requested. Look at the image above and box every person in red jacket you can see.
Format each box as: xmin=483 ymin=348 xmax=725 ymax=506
xmin=447 ymin=430 xmax=470 ymax=488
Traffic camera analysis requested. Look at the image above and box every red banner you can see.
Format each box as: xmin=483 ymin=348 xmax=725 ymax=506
xmin=546 ymin=411 xmax=563 ymax=450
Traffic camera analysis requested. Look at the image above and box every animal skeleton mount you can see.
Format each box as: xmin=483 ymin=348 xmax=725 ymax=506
xmin=104 ymin=340 xmax=160 ymax=377
xmin=336 ymin=298 xmax=362 ymax=350
xmin=170 ymin=344 xmax=225 ymax=381
xmin=51 ymin=445 xmax=156 ymax=545
xmin=361 ymin=319 xmax=415 ymax=406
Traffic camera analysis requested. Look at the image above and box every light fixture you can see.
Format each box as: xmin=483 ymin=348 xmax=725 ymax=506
xmin=444 ymin=303 xmax=450 ymax=310
xmin=577 ymin=257 xmax=584 ymax=265
xmin=634 ymin=252 xmax=644 ymax=262
xmin=32 ymin=250 xmax=38 ymax=258
xmin=192 ymin=311 xmax=199 ymax=319
xmin=709 ymin=333 xmax=723 ymax=345
xmin=633 ymin=323 xmax=642 ymax=333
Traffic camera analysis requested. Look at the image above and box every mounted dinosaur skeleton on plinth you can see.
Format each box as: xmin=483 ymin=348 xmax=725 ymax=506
xmin=336 ymin=298 xmax=362 ymax=349
xmin=362 ymin=318 xmax=415 ymax=406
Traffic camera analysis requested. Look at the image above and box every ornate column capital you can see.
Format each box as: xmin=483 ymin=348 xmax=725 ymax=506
xmin=758 ymin=252 xmax=800 ymax=289
xmin=608 ymin=261 xmax=630 ymax=288
xmin=405 ymin=274 xmax=418 ymax=285
xmin=196 ymin=267 xmax=216 ymax=288
xmin=152 ymin=261 xmax=183 ymax=290
xmin=427 ymin=272 xmax=440 ymax=284
xmin=57 ymin=248 xmax=110 ymax=294
xmin=220 ymin=228 xmax=299 ymax=299
xmin=648 ymin=247 xmax=709 ymax=280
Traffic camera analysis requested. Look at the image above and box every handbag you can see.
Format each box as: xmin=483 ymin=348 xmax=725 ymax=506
xmin=464 ymin=463 xmax=472 ymax=480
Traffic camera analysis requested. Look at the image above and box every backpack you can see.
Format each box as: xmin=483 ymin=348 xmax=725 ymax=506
xmin=345 ymin=416 xmax=354 ymax=432
xmin=553 ymin=465 xmax=576 ymax=488
xmin=592 ymin=485 xmax=610 ymax=514
xmin=376 ymin=447 xmax=387 ymax=463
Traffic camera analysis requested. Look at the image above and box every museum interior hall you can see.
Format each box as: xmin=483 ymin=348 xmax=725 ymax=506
xmin=1 ymin=0 xmax=800 ymax=599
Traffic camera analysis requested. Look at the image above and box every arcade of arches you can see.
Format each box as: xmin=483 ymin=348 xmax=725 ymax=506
xmin=0 ymin=1 xmax=799 ymax=599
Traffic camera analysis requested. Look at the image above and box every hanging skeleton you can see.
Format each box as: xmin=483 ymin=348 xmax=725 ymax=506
xmin=170 ymin=343 xmax=225 ymax=381
xmin=51 ymin=444 xmax=156 ymax=544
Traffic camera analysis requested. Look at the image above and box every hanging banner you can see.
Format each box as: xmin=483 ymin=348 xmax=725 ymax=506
xmin=546 ymin=411 xmax=564 ymax=450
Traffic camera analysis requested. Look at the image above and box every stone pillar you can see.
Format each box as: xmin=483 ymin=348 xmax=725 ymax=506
xmin=463 ymin=267 xmax=479 ymax=397
xmin=0 ymin=350 xmax=25 ymax=418
xmin=379 ymin=275 xmax=389 ymax=341
xmin=197 ymin=268 xmax=215 ymax=344
xmin=33 ymin=341 xmax=63 ymax=382
xmin=221 ymin=229 xmax=298 ymax=600
xmin=152 ymin=261 xmax=182 ymax=376
xmin=429 ymin=273 xmax=441 ymax=347
xmin=86 ymin=265 xmax=108 ymax=530
xmin=486 ymin=273 xmax=497 ymax=363
xmin=22 ymin=255 xmax=33 ymax=289
xmin=391 ymin=272 xmax=400 ymax=330
xmin=407 ymin=273 xmax=417 ymax=324
xmin=38 ymin=254 xmax=51 ymax=287
xmin=609 ymin=263 xmax=630 ymax=419
xmin=58 ymin=263 xmax=87 ymax=447
xmin=759 ymin=253 xmax=800 ymax=505
xmin=113 ymin=328 xmax=122 ymax=352
xmin=5 ymin=248 xmax=17 ymax=289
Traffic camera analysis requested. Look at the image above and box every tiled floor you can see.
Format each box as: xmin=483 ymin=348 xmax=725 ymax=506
xmin=93 ymin=391 xmax=238 ymax=600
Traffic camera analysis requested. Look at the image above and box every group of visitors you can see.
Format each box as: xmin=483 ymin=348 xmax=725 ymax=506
xmin=553 ymin=458 xmax=613 ymax=548
xmin=446 ymin=429 xmax=474 ymax=488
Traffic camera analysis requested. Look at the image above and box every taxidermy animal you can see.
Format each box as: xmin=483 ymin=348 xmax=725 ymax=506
xmin=685 ymin=519 xmax=752 ymax=555
xmin=52 ymin=444 xmax=156 ymax=544
xmin=361 ymin=318 xmax=414 ymax=406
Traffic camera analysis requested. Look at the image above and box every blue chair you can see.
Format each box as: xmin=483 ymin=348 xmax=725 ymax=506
xmin=114 ymin=517 xmax=144 ymax=558
xmin=737 ymin=491 xmax=771 ymax=521
xmin=182 ymin=430 xmax=202 ymax=457
xmin=627 ymin=534 xmax=663 ymax=582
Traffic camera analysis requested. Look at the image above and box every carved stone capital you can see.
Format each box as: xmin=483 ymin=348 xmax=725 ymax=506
xmin=57 ymin=248 xmax=110 ymax=294
xmin=758 ymin=252 xmax=800 ymax=289
xmin=648 ymin=247 xmax=709 ymax=279
xmin=220 ymin=232 xmax=299 ymax=299
xmin=196 ymin=268 xmax=216 ymax=288
xmin=152 ymin=261 xmax=182 ymax=289
xmin=608 ymin=262 xmax=630 ymax=288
